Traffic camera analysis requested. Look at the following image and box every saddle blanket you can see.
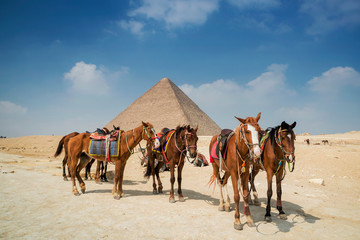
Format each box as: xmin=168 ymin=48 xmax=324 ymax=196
xmin=153 ymin=130 xmax=175 ymax=154
xmin=89 ymin=138 xmax=120 ymax=158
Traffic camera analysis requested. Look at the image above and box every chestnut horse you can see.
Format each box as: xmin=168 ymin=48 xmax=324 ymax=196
xmin=144 ymin=125 xmax=198 ymax=203
xmin=54 ymin=131 xmax=79 ymax=181
xmin=250 ymin=121 xmax=296 ymax=222
xmin=209 ymin=113 xmax=262 ymax=230
xmin=67 ymin=122 xmax=160 ymax=199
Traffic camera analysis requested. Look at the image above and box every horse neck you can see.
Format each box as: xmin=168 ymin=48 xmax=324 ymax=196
xmin=173 ymin=129 xmax=185 ymax=151
xmin=269 ymin=127 xmax=282 ymax=158
xmin=234 ymin=125 xmax=248 ymax=157
xmin=124 ymin=125 xmax=143 ymax=151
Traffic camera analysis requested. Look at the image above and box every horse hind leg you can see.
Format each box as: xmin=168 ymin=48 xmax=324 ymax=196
xmin=224 ymin=184 xmax=231 ymax=212
xmin=77 ymin=153 xmax=92 ymax=194
xmin=62 ymin=157 xmax=68 ymax=181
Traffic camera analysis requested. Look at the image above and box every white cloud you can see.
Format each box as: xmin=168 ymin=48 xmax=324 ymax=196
xmin=180 ymin=64 xmax=295 ymax=128
xmin=128 ymin=0 xmax=220 ymax=29
xmin=64 ymin=61 xmax=109 ymax=95
xmin=0 ymin=101 xmax=27 ymax=115
xmin=227 ymin=0 xmax=280 ymax=10
xmin=307 ymin=66 xmax=360 ymax=94
xmin=300 ymin=0 xmax=360 ymax=35
xmin=119 ymin=20 xmax=145 ymax=37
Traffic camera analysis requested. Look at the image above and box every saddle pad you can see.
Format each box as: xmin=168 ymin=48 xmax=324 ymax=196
xmin=210 ymin=141 xmax=219 ymax=163
xmin=88 ymin=138 xmax=120 ymax=157
xmin=153 ymin=130 xmax=175 ymax=154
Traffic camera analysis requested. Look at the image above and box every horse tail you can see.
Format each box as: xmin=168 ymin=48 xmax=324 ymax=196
xmin=54 ymin=135 xmax=67 ymax=158
xmin=144 ymin=160 xmax=152 ymax=179
xmin=54 ymin=132 xmax=79 ymax=158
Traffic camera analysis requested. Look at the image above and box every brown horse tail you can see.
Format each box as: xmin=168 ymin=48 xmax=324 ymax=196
xmin=54 ymin=132 xmax=79 ymax=157
xmin=207 ymin=173 xmax=218 ymax=193
xmin=54 ymin=135 xmax=67 ymax=158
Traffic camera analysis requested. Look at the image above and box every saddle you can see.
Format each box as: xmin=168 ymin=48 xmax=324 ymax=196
xmin=90 ymin=128 xmax=120 ymax=141
xmin=210 ymin=129 xmax=234 ymax=162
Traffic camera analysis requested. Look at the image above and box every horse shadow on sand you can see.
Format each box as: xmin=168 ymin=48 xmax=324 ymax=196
xmin=85 ymin=179 xmax=148 ymax=194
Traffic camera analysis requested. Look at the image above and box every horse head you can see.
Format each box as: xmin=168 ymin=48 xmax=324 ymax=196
xmin=277 ymin=121 xmax=296 ymax=163
xmin=176 ymin=125 xmax=198 ymax=158
xmin=234 ymin=112 xmax=262 ymax=160
xmin=141 ymin=121 xmax=160 ymax=149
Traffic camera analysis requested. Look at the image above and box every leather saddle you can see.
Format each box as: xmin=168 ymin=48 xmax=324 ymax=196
xmin=216 ymin=129 xmax=234 ymax=159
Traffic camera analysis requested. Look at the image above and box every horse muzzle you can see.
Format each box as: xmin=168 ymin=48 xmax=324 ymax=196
xmin=286 ymin=154 xmax=295 ymax=163
xmin=188 ymin=146 xmax=197 ymax=158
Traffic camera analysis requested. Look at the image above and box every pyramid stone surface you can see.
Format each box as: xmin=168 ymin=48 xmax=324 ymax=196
xmin=105 ymin=78 xmax=220 ymax=136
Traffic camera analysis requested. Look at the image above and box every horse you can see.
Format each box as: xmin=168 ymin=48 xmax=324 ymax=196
xmin=54 ymin=132 xmax=80 ymax=181
xmin=144 ymin=125 xmax=198 ymax=203
xmin=209 ymin=113 xmax=262 ymax=230
xmin=67 ymin=121 xmax=160 ymax=199
xmin=249 ymin=121 xmax=296 ymax=222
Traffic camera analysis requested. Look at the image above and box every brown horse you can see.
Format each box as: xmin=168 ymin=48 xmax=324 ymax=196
xmin=67 ymin=121 xmax=160 ymax=199
xmin=209 ymin=113 xmax=262 ymax=230
xmin=250 ymin=121 xmax=296 ymax=222
xmin=54 ymin=132 xmax=80 ymax=181
xmin=144 ymin=125 xmax=198 ymax=203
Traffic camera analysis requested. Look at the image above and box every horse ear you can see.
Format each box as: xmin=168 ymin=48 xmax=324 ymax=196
xmin=235 ymin=116 xmax=246 ymax=124
xmin=281 ymin=121 xmax=287 ymax=129
xmin=255 ymin=112 xmax=261 ymax=122
xmin=194 ymin=125 xmax=198 ymax=132
xmin=290 ymin=121 xmax=297 ymax=129
xmin=142 ymin=121 xmax=148 ymax=127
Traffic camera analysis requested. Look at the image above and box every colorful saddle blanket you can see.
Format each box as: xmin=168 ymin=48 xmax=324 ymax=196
xmin=259 ymin=128 xmax=271 ymax=156
xmin=153 ymin=130 xmax=175 ymax=154
xmin=89 ymin=131 xmax=121 ymax=158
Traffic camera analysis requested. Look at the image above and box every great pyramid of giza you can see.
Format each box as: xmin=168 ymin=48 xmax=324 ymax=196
xmin=105 ymin=78 xmax=221 ymax=136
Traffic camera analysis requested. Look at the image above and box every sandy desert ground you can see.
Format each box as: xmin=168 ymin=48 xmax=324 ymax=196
xmin=1 ymin=132 xmax=360 ymax=239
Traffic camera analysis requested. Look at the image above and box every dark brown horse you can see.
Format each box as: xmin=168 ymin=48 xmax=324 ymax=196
xmin=67 ymin=122 xmax=160 ymax=199
xmin=250 ymin=121 xmax=296 ymax=222
xmin=209 ymin=113 xmax=262 ymax=230
xmin=144 ymin=125 xmax=198 ymax=203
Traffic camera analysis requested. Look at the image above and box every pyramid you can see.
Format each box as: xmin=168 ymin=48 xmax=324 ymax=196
xmin=105 ymin=78 xmax=221 ymax=136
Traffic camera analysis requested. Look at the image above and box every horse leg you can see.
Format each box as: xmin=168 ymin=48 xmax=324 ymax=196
xmin=150 ymin=159 xmax=157 ymax=194
xmin=117 ymin=162 xmax=126 ymax=198
xmin=69 ymin=153 xmax=80 ymax=196
xmin=100 ymin=161 xmax=104 ymax=182
xmin=177 ymin=160 xmax=185 ymax=202
xmin=276 ymin=168 xmax=287 ymax=220
xmin=230 ymin=171 xmax=242 ymax=230
xmin=112 ymin=160 xmax=121 ymax=199
xmin=156 ymin=163 xmax=163 ymax=194
xmin=169 ymin=162 xmax=176 ymax=203
xmin=95 ymin=160 xmax=101 ymax=183
xmin=250 ymin=168 xmax=261 ymax=206
xmin=265 ymin=170 xmax=273 ymax=222
xmin=241 ymin=172 xmax=255 ymax=227
xmin=77 ymin=154 xmax=91 ymax=194
xmin=62 ymin=157 xmax=68 ymax=181
xmin=85 ymin=158 xmax=94 ymax=180
xmin=224 ymin=177 xmax=232 ymax=212
xmin=102 ymin=161 xmax=108 ymax=182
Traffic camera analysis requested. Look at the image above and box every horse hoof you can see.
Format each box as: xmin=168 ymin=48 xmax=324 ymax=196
xmin=279 ymin=214 xmax=287 ymax=220
xmin=120 ymin=192 xmax=125 ymax=197
xmin=225 ymin=206 xmax=231 ymax=212
xmin=63 ymin=177 xmax=68 ymax=181
xmin=153 ymin=190 xmax=158 ymax=194
xmin=249 ymin=200 xmax=254 ymax=205
xmin=264 ymin=216 xmax=272 ymax=222
xmin=81 ymin=188 xmax=85 ymax=194
xmin=158 ymin=189 xmax=163 ymax=194
xmin=247 ymin=221 xmax=256 ymax=227
xmin=218 ymin=205 xmax=225 ymax=211
xmin=73 ymin=192 xmax=80 ymax=196
xmin=234 ymin=223 xmax=243 ymax=231
xmin=113 ymin=195 xmax=121 ymax=200
xmin=169 ymin=198 xmax=176 ymax=203
xmin=178 ymin=197 xmax=185 ymax=202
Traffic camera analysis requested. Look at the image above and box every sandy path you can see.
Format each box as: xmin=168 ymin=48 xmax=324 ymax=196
xmin=1 ymin=136 xmax=360 ymax=239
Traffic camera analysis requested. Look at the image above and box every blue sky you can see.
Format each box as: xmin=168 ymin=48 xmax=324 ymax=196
xmin=0 ymin=0 xmax=359 ymax=137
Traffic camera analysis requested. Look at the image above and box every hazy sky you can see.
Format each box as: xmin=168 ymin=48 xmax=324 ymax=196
xmin=0 ymin=0 xmax=359 ymax=137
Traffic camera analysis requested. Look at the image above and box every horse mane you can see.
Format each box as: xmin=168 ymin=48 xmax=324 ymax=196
xmin=175 ymin=125 xmax=188 ymax=135
xmin=268 ymin=122 xmax=293 ymax=146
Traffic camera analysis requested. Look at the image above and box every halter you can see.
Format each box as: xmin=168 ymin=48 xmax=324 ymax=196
xmin=273 ymin=127 xmax=296 ymax=180
xmin=142 ymin=126 xmax=159 ymax=146
xmin=173 ymin=128 xmax=197 ymax=165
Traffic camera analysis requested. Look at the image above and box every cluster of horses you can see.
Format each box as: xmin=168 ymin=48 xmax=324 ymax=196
xmin=54 ymin=113 xmax=297 ymax=231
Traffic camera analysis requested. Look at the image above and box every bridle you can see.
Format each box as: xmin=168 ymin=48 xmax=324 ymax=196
xmin=274 ymin=127 xmax=296 ymax=175
xmin=174 ymin=128 xmax=197 ymax=164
